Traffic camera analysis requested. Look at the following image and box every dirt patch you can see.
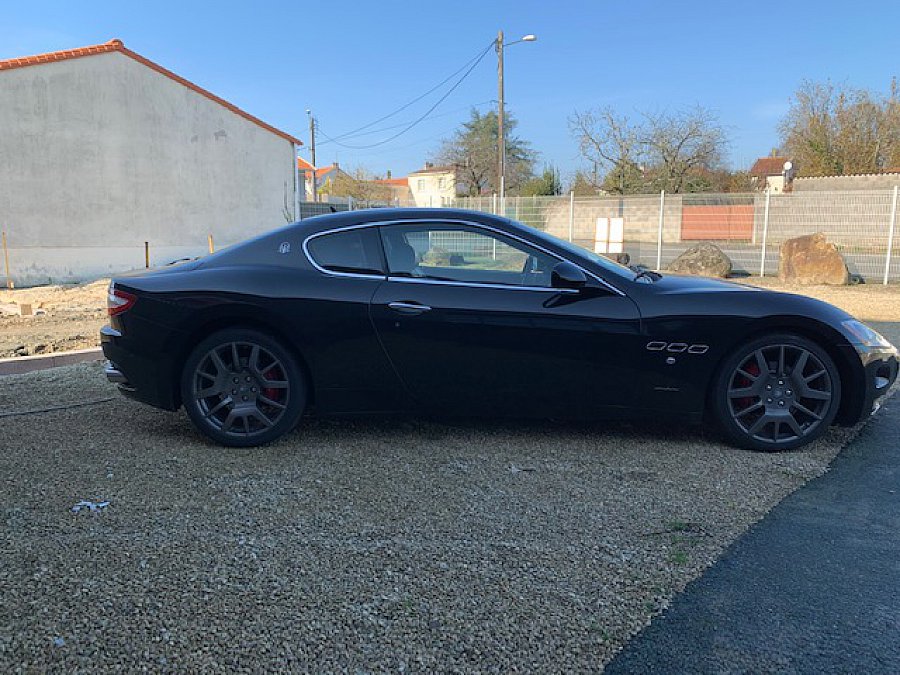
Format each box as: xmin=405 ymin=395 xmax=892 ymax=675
xmin=0 ymin=280 xmax=107 ymax=357
xmin=742 ymin=277 xmax=900 ymax=323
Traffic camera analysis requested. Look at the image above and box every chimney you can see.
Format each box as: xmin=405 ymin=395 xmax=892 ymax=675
xmin=425 ymin=162 xmax=433 ymax=169
xmin=332 ymin=161 xmax=339 ymax=169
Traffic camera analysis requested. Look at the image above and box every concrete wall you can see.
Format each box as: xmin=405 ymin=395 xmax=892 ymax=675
xmin=794 ymin=174 xmax=900 ymax=191
xmin=0 ymin=51 xmax=296 ymax=285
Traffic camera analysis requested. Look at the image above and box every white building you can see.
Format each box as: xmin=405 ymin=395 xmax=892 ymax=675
xmin=407 ymin=164 xmax=459 ymax=207
xmin=0 ymin=39 xmax=301 ymax=285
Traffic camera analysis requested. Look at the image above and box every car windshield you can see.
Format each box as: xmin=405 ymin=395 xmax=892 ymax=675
xmin=508 ymin=218 xmax=638 ymax=282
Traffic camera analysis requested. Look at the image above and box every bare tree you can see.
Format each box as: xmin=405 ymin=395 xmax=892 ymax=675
xmin=569 ymin=107 xmax=643 ymax=194
xmin=569 ymin=105 xmax=728 ymax=194
xmin=326 ymin=167 xmax=392 ymax=203
xmin=779 ymin=79 xmax=900 ymax=176
xmin=642 ymin=106 xmax=727 ymax=193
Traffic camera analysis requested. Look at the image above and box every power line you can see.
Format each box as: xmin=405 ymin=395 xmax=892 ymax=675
xmin=317 ymin=42 xmax=495 ymax=150
xmin=323 ymin=41 xmax=494 ymax=144
xmin=318 ymin=100 xmax=494 ymax=145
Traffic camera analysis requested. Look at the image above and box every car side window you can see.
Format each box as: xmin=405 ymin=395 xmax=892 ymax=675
xmin=380 ymin=223 xmax=557 ymax=288
xmin=306 ymin=228 xmax=384 ymax=276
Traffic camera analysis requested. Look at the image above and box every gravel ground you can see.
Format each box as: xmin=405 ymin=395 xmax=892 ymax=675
xmin=2 ymin=359 xmax=891 ymax=672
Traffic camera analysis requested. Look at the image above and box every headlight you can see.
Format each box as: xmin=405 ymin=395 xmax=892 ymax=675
xmin=842 ymin=319 xmax=894 ymax=349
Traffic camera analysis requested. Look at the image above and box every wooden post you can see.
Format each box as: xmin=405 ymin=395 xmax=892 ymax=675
xmin=144 ymin=241 xmax=150 ymax=269
xmin=2 ymin=231 xmax=12 ymax=289
xmin=208 ymin=233 xmax=215 ymax=254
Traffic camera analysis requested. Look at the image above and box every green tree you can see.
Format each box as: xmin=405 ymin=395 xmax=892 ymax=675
xmin=520 ymin=165 xmax=562 ymax=196
xmin=569 ymin=171 xmax=599 ymax=196
xmin=436 ymin=109 xmax=536 ymax=196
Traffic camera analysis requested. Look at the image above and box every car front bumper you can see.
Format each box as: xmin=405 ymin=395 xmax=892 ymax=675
xmin=861 ymin=347 xmax=898 ymax=415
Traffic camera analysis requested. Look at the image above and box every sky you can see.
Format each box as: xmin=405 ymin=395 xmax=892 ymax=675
xmin=3 ymin=0 xmax=900 ymax=182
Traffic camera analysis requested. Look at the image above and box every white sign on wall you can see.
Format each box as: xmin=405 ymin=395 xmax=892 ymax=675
xmin=595 ymin=217 xmax=624 ymax=254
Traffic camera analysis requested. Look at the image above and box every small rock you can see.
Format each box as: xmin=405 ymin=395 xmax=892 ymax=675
xmin=667 ymin=242 xmax=732 ymax=277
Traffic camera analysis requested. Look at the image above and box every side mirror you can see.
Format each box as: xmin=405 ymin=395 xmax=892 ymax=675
xmin=551 ymin=261 xmax=587 ymax=290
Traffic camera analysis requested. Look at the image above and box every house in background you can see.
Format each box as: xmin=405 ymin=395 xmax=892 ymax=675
xmin=749 ymin=155 xmax=795 ymax=193
xmin=0 ymin=39 xmax=301 ymax=285
xmin=408 ymin=163 xmax=459 ymax=206
xmin=372 ymin=171 xmax=412 ymax=203
xmin=297 ymin=156 xmax=316 ymax=201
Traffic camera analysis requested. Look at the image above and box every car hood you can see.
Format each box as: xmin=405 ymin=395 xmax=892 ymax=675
xmin=651 ymin=273 xmax=762 ymax=295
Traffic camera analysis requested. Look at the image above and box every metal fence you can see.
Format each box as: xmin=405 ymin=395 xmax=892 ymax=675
xmin=443 ymin=188 xmax=900 ymax=284
xmin=3 ymin=189 xmax=897 ymax=287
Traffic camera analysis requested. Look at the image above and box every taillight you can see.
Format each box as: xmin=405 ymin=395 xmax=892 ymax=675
xmin=107 ymin=283 xmax=137 ymax=316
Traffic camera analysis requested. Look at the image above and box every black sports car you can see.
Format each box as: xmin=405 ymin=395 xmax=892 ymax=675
xmin=101 ymin=208 xmax=898 ymax=451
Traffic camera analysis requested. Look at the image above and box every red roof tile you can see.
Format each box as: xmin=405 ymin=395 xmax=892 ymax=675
xmin=372 ymin=177 xmax=408 ymax=186
xmin=297 ymin=157 xmax=315 ymax=170
xmin=0 ymin=39 xmax=301 ymax=145
xmin=749 ymin=156 xmax=790 ymax=177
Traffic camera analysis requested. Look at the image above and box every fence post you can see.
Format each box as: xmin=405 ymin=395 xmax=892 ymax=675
xmin=492 ymin=193 xmax=498 ymax=215
xmin=656 ymin=190 xmax=665 ymax=270
xmin=515 ymin=195 xmax=520 ymax=222
xmin=208 ymin=234 xmax=215 ymax=255
xmin=144 ymin=241 xmax=150 ymax=269
xmin=2 ymin=230 xmax=11 ymax=289
xmin=348 ymin=196 xmax=354 ymax=211
xmin=759 ymin=188 xmax=771 ymax=277
xmin=568 ymin=191 xmax=575 ymax=242
xmin=885 ymin=185 xmax=899 ymax=286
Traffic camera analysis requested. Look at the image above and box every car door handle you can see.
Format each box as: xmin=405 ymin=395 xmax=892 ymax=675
xmin=388 ymin=301 xmax=432 ymax=315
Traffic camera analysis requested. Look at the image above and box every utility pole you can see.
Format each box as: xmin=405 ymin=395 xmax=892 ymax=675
xmin=495 ymin=32 xmax=535 ymax=203
xmin=496 ymin=30 xmax=505 ymax=202
xmin=307 ymin=110 xmax=318 ymax=203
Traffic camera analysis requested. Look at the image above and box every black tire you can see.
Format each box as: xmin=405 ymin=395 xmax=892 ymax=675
xmin=180 ymin=328 xmax=306 ymax=447
xmin=711 ymin=333 xmax=841 ymax=452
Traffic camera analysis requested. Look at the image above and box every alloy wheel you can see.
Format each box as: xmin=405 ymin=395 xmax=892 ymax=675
xmin=192 ymin=341 xmax=290 ymax=438
xmin=726 ymin=343 xmax=833 ymax=445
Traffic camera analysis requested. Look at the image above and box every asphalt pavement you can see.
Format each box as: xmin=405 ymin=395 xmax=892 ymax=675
xmin=606 ymin=387 xmax=900 ymax=674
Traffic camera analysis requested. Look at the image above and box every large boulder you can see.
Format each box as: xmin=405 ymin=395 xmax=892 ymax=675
xmin=667 ymin=242 xmax=732 ymax=278
xmin=778 ymin=233 xmax=849 ymax=285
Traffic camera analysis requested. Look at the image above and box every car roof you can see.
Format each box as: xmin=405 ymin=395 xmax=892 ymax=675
xmin=295 ymin=207 xmax=504 ymax=236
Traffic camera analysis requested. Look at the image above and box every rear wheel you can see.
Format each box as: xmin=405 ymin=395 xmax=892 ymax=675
xmin=181 ymin=328 xmax=306 ymax=447
xmin=711 ymin=334 xmax=841 ymax=452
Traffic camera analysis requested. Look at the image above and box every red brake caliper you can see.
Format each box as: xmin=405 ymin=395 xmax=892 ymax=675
xmin=262 ymin=366 xmax=283 ymax=402
xmin=737 ymin=361 xmax=761 ymax=409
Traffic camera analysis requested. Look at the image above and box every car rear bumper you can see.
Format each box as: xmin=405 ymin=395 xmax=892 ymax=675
xmin=101 ymin=324 xmax=180 ymax=410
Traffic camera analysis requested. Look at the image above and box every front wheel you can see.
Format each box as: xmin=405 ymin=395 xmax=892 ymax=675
xmin=711 ymin=334 xmax=841 ymax=452
xmin=181 ymin=328 xmax=306 ymax=447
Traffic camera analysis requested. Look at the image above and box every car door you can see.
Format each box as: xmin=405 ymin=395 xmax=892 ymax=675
xmin=369 ymin=221 xmax=643 ymax=419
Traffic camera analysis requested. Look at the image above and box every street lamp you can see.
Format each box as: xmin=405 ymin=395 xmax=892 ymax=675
xmin=496 ymin=31 xmax=536 ymax=202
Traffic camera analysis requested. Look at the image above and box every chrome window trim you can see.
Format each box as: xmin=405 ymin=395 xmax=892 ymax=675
xmin=386 ymin=275 xmax=579 ymax=294
xmin=301 ymin=217 xmax=625 ymax=297
xmin=302 ymin=223 xmax=387 ymax=280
